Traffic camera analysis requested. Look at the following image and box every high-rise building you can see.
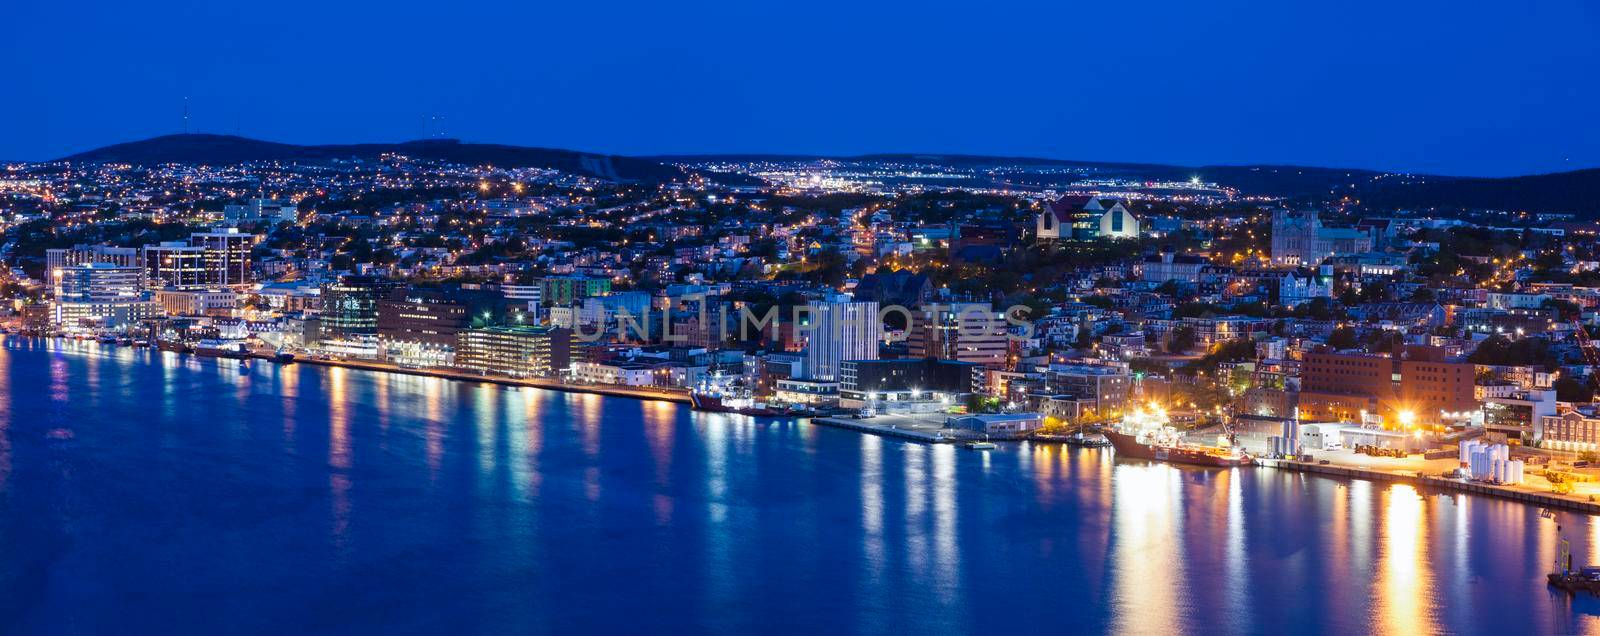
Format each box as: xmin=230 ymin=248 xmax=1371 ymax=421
xmin=141 ymin=241 xmax=209 ymax=289
xmin=45 ymin=244 xmax=139 ymax=282
xmin=188 ymin=228 xmax=257 ymax=287
xmin=321 ymin=276 xmax=404 ymax=339
xmin=906 ymin=302 xmax=1010 ymax=367
xmin=802 ymin=295 xmax=880 ymax=382
xmin=51 ymin=263 xmax=158 ymax=333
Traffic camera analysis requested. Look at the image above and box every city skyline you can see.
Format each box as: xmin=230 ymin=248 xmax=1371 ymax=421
xmin=12 ymin=1 xmax=1600 ymax=632
xmin=4 ymin=0 xmax=1598 ymax=176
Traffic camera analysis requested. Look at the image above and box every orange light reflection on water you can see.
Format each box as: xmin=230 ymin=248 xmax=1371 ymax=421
xmin=1374 ymin=484 xmax=1438 ymax=635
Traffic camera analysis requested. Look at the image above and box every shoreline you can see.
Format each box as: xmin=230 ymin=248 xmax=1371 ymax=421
xmin=1255 ymin=458 xmax=1600 ymax=516
xmin=280 ymin=354 xmax=694 ymax=405
xmin=17 ymin=336 xmax=695 ymax=405
xmin=24 ymin=336 xmax=1600 ymax=517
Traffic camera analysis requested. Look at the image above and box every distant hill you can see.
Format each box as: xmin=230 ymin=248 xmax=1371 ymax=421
xmin=655 ymin=152 xmax=1600 ymax=213
xmin=650 ymin=152 xmax=1389 ymax=198
xmin=58 ymin=134 xmax=699 ymax=183
xmin=58 ymin=138 xmax=1600 ymax=213
xmin=1348 ymin=168 xmax=1600 ymax=214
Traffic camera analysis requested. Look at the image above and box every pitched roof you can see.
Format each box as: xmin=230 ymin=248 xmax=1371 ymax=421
xmin=1045 ymin=195 xmax=1092 ymax=221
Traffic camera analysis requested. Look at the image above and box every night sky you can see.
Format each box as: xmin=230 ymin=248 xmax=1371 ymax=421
xmin=5 ymin=0 xmax=1597 ymax=176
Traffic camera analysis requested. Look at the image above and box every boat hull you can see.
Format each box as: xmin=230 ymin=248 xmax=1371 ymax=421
xmin=1103 ymin=429 xmax=1248 ymax=467
xmin=689 ymin=393 xmax=780 ymax=417
xmin=194 ymin=348 xmax=249 ymax=359
xmin=155 ymin=340 xmax=192 ymax=354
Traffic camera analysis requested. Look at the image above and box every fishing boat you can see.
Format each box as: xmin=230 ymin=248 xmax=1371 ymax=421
xmin=965 ymin=441 xmax=997 ymax=450
xmin=1104 ymin=404 xmax=1251 ymax=468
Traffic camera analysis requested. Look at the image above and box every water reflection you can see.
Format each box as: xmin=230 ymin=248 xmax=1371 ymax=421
xmin=1111 ymin=464 xmax=1188 ymax=634
xmin=327 ymin=365 xmax=351 ymax=551
xmin=1376 ymin=485 xmax=1438 ymax=634
xmin=0 ymin=344 xmax=9 ymax=488
xmin=1 ymin=340 xmax=1599 ymax=634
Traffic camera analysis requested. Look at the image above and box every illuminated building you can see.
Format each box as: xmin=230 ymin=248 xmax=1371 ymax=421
xmin=540 ymin=276 xmax=611 ymax=306
xmin=51 ymin=263 xmax=158 ymax=334
xmin=154 ymin=289 xmax=238 ymax=316
xmin=45 ymin=244 xmax=139 ymax=282
xmin=1269 ymin=210 xmax=1372 ymax=267
xmin=377 ymin=289 xmax=501 ymax=368
xmin=1037 ymin=196 xmax=1140 ymax=240
xmin=905 ymin=302 xmax=1009 ymax=367
xmin=223 ymin=198 xmax=298 ymax=224
xmin=1298 ymin=348 xmax=1476 ymax=428
xmin=802 ymin=295 xmax=880 ymax=382
xmin=838 ymin=358 xmax=980 ymax=413
xmin=141 ymin=241 xmax=209 ymax=289
xmin=188 ymin=228 xmax=258 ymax=287
xmin=456 ymin=326 xmax=573 ymax=378
xmin=318 ymin=276 xmax=403 ymax=358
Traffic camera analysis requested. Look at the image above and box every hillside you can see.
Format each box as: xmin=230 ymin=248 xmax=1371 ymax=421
xmin=658 ymin=152 xmax=1600 ymax=213
xmin=1349 ymin=168 xmax=1600 ymax=214
xmin=59 ymin=134 xmax=696 ymax=183
xmin=58 ymin=138 xmax=1600 ymax=213
xmin=651 ymin=153 xmax=1389 ymax=199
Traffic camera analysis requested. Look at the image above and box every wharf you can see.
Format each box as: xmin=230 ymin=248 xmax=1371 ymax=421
xmin=1256 ymin=458 xmax=1600 ymax=515
xmin=261 ymin=353 xmax=692 ymax=404
xmin=811 ymin=415 xmax=972 ymax=443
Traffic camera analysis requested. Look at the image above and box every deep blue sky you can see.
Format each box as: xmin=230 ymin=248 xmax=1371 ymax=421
xmin=5 ymin=0 xmax=1597 ymax=176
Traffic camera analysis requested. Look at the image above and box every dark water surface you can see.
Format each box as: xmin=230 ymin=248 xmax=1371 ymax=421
xmin=2 ymin=338 xmax=1599 ymax=635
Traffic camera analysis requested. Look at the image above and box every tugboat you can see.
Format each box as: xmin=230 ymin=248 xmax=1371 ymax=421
xmin=1103 ymin=404 xmax=1251 ymax=468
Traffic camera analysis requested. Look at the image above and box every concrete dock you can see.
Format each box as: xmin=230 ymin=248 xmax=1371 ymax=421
xmin=1257 ymin=458 xmax=1600 ymax=515
xmin=274 ymin=354 xmax=692 ymax=404
xmin=811 ymin=415 xmax=979 ymax=443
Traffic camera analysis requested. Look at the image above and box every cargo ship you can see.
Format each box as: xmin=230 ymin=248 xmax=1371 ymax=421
xmin=1103 ymin=406 xmax=1251 ymax=468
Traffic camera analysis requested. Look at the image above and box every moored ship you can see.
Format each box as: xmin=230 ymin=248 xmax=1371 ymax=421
xmin=155 ymin=339 xmax=193 ymax=354
xmin=193 ymin=339 xmax=251 ymax=359
xmin=1104 ymin=405 xmax=1251 ymax=467
xmin=689 ymin=391 xmax=781 ymax=416
xmin=689 ymin=375 xmax=781 ymax=417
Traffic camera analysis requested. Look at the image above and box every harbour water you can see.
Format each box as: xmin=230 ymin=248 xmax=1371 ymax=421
xmin=3 ymin=337 xmax=1600 ymax=634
